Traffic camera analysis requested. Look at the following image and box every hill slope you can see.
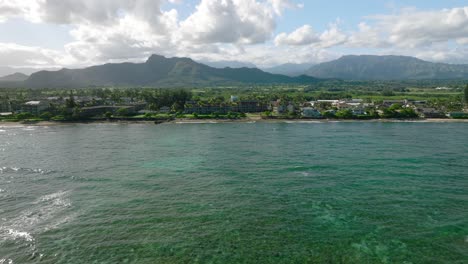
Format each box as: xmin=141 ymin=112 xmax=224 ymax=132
xmin=0 ymin=72 xmax=29 ymax=82
xmin=263 ymin=63 xmax=316 ymax=76
xmin=25 ymin=55 xmax=319 ymax=88
xmin=306 ymin=55 xmax=468 ymax=80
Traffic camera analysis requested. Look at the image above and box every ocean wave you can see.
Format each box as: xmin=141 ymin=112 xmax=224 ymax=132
xmin=6 ymin=229 xmax=34 ymax=242
xmin=0 ymin=167 xmax=53 ymax=175
xmin=0 ymin=259 xmax=13 ymax=264
xmin=0 ymin=190 xmax=72 ymax=245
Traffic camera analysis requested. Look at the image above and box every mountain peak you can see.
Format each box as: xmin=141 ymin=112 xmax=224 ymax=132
xmin=146 ymin=54 xmax=167 ymax=63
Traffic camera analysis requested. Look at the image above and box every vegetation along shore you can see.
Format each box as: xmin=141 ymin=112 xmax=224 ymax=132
xmin=1 ymin=83 xmax=467 ymax=125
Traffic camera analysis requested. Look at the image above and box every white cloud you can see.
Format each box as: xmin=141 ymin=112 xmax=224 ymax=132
xmin=0 ymin=43 xmax=61 ymax=67
xmin=0 ymin=1 xmax=468 ymax=68
xmin=178 ymin=0 xmax=293 ymax=45
xmin=318 ymin=21 xmax=348 ymax=48
xmin=274 ymin=25 xmax=319 ymax=46
xmin=274 ymin=21 xmax=348 ymax=48
xmin=355 ymin=6 xmax=468 ymax=49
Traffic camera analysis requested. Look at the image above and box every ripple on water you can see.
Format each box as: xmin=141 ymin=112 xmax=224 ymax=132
xmin=0 ymin=167 xmax=53 ymax=175
xmin=0 ymin=190 xmax=73 ymax=246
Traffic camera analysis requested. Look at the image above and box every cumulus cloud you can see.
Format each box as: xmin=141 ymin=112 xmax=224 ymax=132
xmin=352 ymin=7 xmax=468 ymax=49
xmin=0 ymin=1 xmax=468 ymax=68
xmin=178 ymin=0 xmax=294 ymax=45
xmin=274 ymin=25 xmax=319 ymax=46
xmin=0 ymin=43 xmax=62 ymax=67
xmin=275 ymin=21 xmax=347 ymax=49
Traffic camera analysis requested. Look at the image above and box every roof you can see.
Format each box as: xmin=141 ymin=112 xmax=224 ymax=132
xmin=24 ymin=101 xmax=42 ymax=105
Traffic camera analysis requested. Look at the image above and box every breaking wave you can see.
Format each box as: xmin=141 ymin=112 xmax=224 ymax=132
xmin=0 ymin=167 xmax=53 ymax=175
xmin=0 ymin=190 xmax=73 ymax=245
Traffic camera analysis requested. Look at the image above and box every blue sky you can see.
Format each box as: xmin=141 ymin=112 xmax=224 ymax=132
xmin=0 ymin=0 xmax=467 ymax=70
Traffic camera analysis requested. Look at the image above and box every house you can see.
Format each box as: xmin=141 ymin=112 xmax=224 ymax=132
xmin=301 ymin=107 xmax=322 ymax=118
xmin=382 ymin=100 xmax=406 ymax=107
xmin=448 ymin=112 xmax=468 ymax=119
xmin=273 ymin=105 xmax=286 ymax=114
xmin=417 ymin=108 xmax=446 ymax=118
xmin=352 ymin=108 xmax=366 ymax=116
xmin=21 ymin=101 xmax=49 ymax=115
xmin=235 ymin=100 xmax=267 ymax=113
xmin=0 ymin=112 xmax=13 ymax=117
xmin=159 ymin=106 xmax=171 ymax=113
xmin=80 ymin=105 xmax=136 ymax=117
xmin=270 ymin=100 xmax=287 ymax=114
xmin=286 ymin=103 xmax=295 ymax=113
xmin=138 ymin=110 xmax=158 ymax=115
xmin=230 ymin=95 xmax=239 ymax=102
xmin=183 ymin=101 xmax=230 ymax=114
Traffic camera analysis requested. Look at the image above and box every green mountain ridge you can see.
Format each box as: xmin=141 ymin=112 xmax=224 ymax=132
xmin=306 ymin=55 xmax=468 ymax=80
xmin=24 ymin=54 xmax=319 ymax=88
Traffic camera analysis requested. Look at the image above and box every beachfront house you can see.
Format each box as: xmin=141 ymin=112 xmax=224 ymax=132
xmin=21 ymin=101 xmax=49 ymax=115
xmin=417 ymin=107 xmax=446 ymax=118
xmin=382 ymin=100 xmax=406 ymax=108
xmin=159 ymin=106 xmax=171 ymax=113
xmin=301 ymin=107 xmax=322 ymax=118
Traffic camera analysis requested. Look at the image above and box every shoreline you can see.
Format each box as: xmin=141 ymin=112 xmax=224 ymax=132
xmin=1 ymin=118 xmax=468 ymax=127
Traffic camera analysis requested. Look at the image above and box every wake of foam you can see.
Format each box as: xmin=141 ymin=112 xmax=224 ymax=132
xmin=6 ymin=229 xmax=34 ymax=242
xmin=0 ymin=190 xmax=73 ymax=245
xmin=0 ymin=167 xmax=52 ymax=175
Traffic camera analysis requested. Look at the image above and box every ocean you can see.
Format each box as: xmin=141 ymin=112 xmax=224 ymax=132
xmin=0 ymin=122 xmax=467 ymax=263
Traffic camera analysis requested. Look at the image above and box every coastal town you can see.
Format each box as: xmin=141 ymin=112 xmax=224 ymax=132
xmin=1 ymin=88 xmax=467 ymax=122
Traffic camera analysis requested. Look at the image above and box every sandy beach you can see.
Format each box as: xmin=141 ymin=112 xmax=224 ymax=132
xmin=1 ymin=118 xmax=468 ymax=127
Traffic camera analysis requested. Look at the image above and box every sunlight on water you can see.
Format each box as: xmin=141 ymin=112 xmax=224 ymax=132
xmin=0 ymin=123 xmax=467 ymax=263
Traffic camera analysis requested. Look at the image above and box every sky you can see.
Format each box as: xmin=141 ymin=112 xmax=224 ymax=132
xmin=0 ymin=0 xmax=467 ymax=71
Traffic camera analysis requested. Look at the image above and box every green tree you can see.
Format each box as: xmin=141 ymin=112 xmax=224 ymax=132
xmin=116 ymin=108 xmax=129 ymax=116
xmin=335 ymin=109 xmax=354 ymax=119
xmin=39 ymin=112 xmax=53 ymax=120
xmin=464 ymin=84 xmax=468 ymax=105
xmin=65 ymin=91 xmax=77 ymax=108
xmin=104 ymin=112 xmax=113 ymax=119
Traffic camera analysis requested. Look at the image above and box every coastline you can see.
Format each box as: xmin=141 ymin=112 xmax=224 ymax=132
xmin=1 ymin=118 xmax=468 ymax=127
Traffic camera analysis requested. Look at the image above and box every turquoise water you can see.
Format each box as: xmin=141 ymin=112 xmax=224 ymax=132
xmin=0 ymin=122 xmax=467 ymax=263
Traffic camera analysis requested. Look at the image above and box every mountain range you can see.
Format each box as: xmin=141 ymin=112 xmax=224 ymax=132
xmin=306 ymin=55 xmax=468 ymax=80
xmin=1 ymin=54 xmax=468 ymax=89
xmin=22 ymin=55 xmax=318 ymax=88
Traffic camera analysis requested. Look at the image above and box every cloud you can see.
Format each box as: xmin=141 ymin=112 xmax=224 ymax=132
xmin=317 ymin=21 xmax=348 ymax=48
xmin=178 ymin=0 xmax=294 ymax=45
xmin=274 ymin=25 xmax=319 ymax=46
xmin=352 ymin=6 xmax=468 ymax=49
xmin=1 ymin=1 xmax=468 ymax=68
xmin=0 ymin=0 xmax=42 ymax=22
xmin=0 ymin=43 xmax=61 ymax=67
xmin=275 ymin=21 xmax=347 ymax=48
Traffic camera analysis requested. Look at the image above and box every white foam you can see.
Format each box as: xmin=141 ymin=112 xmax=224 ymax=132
xmin=0 ymin=190 xmax=72 ymax=245
xmin=0 ymin=258 xmax=14 ymax=264
xmin=6 ymin=229 xmax=34 ymax=242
